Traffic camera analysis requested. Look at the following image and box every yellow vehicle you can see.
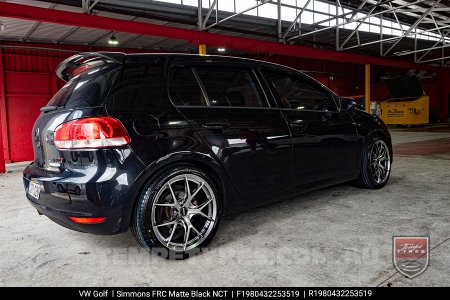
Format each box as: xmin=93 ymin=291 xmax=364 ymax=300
xmin=380 ymin=76 xmax=429 ymax=125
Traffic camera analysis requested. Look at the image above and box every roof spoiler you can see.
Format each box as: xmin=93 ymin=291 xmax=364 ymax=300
xmin=56 ymin=52 xmax=125 ymax=81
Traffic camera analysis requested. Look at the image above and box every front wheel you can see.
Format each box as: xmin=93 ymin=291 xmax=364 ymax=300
xmin=131 ymin=166 xmax=221 ymax=259
xmin=355 ymin=135 xmax=392 ymax=189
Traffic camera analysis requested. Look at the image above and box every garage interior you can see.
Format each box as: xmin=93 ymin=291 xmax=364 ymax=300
xmin=0 ymin=0 xmax=449 ymax=286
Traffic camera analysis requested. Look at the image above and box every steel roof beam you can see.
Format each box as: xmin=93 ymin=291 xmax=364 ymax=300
xmin=287 ymin=0 xmax=428 ymax=41
xmin=203 ymin=0 xmax=270 ymax=31
xmin=0 ymin=1 xmax=442 ymax=70
xmin=383 ymin=0 xmax=441 ymax=55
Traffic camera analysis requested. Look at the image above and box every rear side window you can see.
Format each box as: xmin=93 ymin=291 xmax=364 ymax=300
xmin=47 ymin=64 xmax=118 ymax=109
xmin=196 ymin=67 xmax=267 ymax=108
xmin=262 ymin=69 xmax=337 ymax=111
xmin=169 ymin=67 xmax=206 ymax=106
xmin=106 ymin=58 xmax=167 ymax=112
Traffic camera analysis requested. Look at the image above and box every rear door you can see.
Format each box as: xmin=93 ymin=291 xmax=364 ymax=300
xmin=169 ymin=60 xmax=292 ymax=197
xmin=260 ymin=67 xmax=359 ymax=186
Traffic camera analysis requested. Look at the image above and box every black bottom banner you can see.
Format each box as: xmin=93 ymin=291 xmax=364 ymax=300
xmin=1 ymin=287 xmax=438 ymax=299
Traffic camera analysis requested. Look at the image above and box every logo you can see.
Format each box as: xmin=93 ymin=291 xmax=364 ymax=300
xmin=393 ymin=236 xmax=429 ymax=278
xmin=34 ymin=128 xmax=41 ymax=148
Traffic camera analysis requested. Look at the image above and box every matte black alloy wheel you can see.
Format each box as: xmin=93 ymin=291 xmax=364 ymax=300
xmin=151 ymin=174 xmax=217 ymax=251
xmin=132 ymin=166 xmax=220 ymax=258
xmin=369 ymin=139 xmax=391 ymax=184
xmin=355 ymin=135 xmax=392 ymax=189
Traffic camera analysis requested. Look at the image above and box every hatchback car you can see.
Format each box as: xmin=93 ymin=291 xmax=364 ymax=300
xmin=23 ymin=52 xmax=392 ymax=258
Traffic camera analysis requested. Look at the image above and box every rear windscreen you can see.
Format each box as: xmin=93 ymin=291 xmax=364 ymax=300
xmin=47 ymin=64 xmax=119 ymax=109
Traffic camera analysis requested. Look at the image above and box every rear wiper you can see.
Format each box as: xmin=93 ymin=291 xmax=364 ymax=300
xmin=40 ymin=106 xmax=59 ymax=112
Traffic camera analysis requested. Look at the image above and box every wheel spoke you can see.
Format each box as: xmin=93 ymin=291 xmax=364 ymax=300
xmin=196 ymin=198 xmax=212 ymax=211
xmin=155 ymin=220 xmax=177 ymax=228
xmin=191 ymin=182 xmax=205 ymax=200
xmin=184 ymin=217 xmax=203 ymax=238
xmin=183 ymin=224 xmax=191 ymax=251
xmin=166 ymin=222 xmax=178 ymax=246
xmin=184 ymin=182 xmax=205 ymax=208
xmin=168 ymin=182 xmax=178 ymax=203
xmin=184 ymin=175 xmax=191 ymax=199
xmin=154 ymin=203 xmax=175 ymax=207
xmin=190 ymin=224 xmax=202 ymax=238
xmin=191 ymin=210 xmax=214 ymax=222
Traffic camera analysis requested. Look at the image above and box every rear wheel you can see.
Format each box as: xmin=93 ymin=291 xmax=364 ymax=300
xmin=131 ymin=166 xmax=221 ymax=259
xmin=355 ymin=135 xmax=392 ymax=189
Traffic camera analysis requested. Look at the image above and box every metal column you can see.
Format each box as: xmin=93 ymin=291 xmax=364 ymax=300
xmin=365 ymin=64 xmax=371 ymax=113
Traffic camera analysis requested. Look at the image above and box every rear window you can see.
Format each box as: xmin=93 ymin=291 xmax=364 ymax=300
xmin=169 ymin=67 xmax=206 ymax=106
xmin=47 ymin=64 xmax=118 ymax=109
xmin=195 ymin=66 xmax=267 ymax=108
xmin=106 ymin=58 xmax=167 ymax=112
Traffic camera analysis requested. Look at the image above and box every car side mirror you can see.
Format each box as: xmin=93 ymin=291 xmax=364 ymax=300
xmin=339 ymin=97 xmax=357 ymax=111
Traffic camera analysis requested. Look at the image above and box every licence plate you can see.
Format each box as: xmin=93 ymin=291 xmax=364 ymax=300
xmin=28 ymin=180 xmax=40 ymax=200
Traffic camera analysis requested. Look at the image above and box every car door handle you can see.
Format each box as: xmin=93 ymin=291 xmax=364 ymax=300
xmin=201 ymin=123 xmax=230 ymax=130
xmin=320 ymin=112 xmax=333 ymax=122
xmin=288 ymin=122 xmax=306 ymax=131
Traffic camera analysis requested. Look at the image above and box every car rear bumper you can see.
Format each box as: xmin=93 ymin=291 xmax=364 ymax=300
xmin=23 ymin=158 xmax=144 ymax=235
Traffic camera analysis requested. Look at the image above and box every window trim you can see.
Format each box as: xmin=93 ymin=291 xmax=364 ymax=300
xmin=192 ymin=67 xmax=211 ymax=106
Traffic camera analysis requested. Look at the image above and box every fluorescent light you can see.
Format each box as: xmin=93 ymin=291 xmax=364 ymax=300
xmin=217 ymin=47 xmax=226 ymax=52
xmin=108 ymin=34 xmax=119 ymax=45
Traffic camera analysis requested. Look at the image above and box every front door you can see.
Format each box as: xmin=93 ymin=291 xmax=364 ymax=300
xmin=260 ymin=67 xmax=359 ymax=187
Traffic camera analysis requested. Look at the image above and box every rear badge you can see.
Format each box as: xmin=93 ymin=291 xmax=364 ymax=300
xmin=50 ymin=158 xmax=65 ymax=164
xmin=393 ymin=236 xmax=429 ymax=278
xmin=34 ymin=128 xmax=41 ymax=148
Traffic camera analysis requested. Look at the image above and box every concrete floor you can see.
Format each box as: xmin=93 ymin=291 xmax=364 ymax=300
xmin=1 ymin=128 xmax=449 ymax=286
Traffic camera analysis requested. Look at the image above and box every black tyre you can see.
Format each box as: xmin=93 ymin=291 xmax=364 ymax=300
xmin=355 ymin=135 xmax=392 ymax=189
xmin=131 ymin=165 xmax=221 ymax=259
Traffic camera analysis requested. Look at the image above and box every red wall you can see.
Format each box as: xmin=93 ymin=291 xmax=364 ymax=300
xmin=0 ymin=42 xmax=149 ymax=163
xmin=0 ymin=41 xmax=449 ymax=165
xmin=1 ymin=48 xmax=61 ymax=162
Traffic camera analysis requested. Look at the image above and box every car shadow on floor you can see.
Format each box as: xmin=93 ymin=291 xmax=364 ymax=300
xmin=80 ymin=179 xmax=389 ymax=257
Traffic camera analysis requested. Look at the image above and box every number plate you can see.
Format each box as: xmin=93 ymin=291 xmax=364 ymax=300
xmin=28 ymin=180 xmax=40 ymax=200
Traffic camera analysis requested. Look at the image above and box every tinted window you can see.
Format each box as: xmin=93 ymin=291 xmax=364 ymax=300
xmin=106 ymin=58 xmax=166 ymax=112
xmin=196 ymin=67 xmax=267 ymax=108
xmin=47 ymin=65 xmax=118 ymax=109
xmin=169 ymin=67 xmax=206 ymax=106
xmin=262 ymin=69 xmax=337 ymax=111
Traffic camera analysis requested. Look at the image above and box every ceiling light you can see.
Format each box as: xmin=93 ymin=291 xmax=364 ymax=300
xmin=108 ymin=34 xmax=119 ymax=45
xmin=217 ymin=47 xmax=226 ymax=52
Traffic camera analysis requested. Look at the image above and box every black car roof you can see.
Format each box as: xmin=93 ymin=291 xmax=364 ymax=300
xmin=122 ymin=52 xmax=286 ymax=68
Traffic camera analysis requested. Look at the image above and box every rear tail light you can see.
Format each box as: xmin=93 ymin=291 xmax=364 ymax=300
xmin=54 ymin=117 xmax=130 ymax=150
xmin=69 ymin=217 xmax=106 ymax=224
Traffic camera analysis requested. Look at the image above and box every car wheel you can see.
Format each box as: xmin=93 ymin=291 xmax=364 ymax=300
xmin=131 ymin=165 xmax=221 ymax=259
xmin=355 ymin=135 xmax=392 ymax=189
